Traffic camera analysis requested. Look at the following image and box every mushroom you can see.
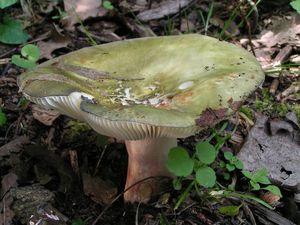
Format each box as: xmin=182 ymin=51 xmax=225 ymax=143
xmin=18 ymin=34 xmax=264 ymax=203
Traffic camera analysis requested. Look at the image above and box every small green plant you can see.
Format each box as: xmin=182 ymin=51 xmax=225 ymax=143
xmin=219 ymin=204 xmax=243 ymax=217
xmin=67 ymin=121 xmax=91 ymax=141
xmin=242 ymin=168 xmax=282 ymax=197
xmin=0 ymin=1 xmax=29 ymax=44
xmin=198 ymin=2 xmax=214 ymax=35
xmin=102 ymin=0 xmax=114 ymax=10
xmin=223 ymin=151 xmax=244 ymax=172
xmin=167 ymin=141 xmax=217 ymax=190
xmin=0 ymin=0 xmax=17 ymax=9
xmin=164 ymin=17 xmax=175 ymax=35
xmin=0 ymin=108 xmax=7 ymax=126
xmin=0 ymin=16 xmax=29 ymax=44
xmin=167 ymin=124 xmax=282 ymax=211
xmin=219 ymin=151 xmax=244 ymax=181
xmin=11 ymin=44 xmax=40 ymax=69
xmin=51 ymin=7 xmax=68 ymax=20
xmin=290 ymin=0 xmax=300 ymax=13
xmin=71 ymin=218 xmax=85 ymax=225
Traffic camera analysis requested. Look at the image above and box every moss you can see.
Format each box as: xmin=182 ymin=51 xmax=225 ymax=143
xmin=292 ymin=105 xmax=300 ymax=121
xmin=255 ymin=88 xmax=299 ymax=121
xmin=66 ymin=120 xmax=91 ymax=141
xmin=239 ymin=106 xmax=253 ymax=120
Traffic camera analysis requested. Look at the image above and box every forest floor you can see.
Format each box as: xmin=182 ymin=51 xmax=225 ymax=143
xmin=0 ymin=0 xmax=300 ymax=225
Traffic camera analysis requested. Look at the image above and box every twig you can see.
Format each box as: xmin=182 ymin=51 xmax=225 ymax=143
xmin=135 ymin=202 xmax=141 ymax=225
xmin=93 ymin=146 xmax=107 ymax=176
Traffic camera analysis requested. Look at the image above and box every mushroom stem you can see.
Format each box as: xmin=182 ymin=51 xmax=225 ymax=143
xmin=124 ymin=137 xmax=177 ymax=203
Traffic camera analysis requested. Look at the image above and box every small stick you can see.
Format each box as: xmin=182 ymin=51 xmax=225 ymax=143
xmin=269 ymin=78 xmax=279 ymax=95
xmin=135 ymin=202 xmax=141 ymax=225
xmin=69 ymin=150 xmax=80 ymax=177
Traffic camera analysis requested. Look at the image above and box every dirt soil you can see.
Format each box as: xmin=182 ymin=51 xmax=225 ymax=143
xmin=0 ymin=0 xmax=300 ymax=225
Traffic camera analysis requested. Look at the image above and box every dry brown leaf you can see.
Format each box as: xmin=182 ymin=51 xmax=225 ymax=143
xmin=137 ymin=0 xmax=193 ymax=22
xmin=261 ymin=191 xmax=281 ymax=206
xmin=37 ymin=26 xmax=71 ymax=59
xmin=0 ymin=136 xmax=29 ymax=157
xmin=82 ymin=173 xmax=117 ymax=205
xmin=63 ymin=0 xmax=107 ymax=29
xmin=1 ymin=173 xmax=18 ymax=195
xmin=210 ymin=17 xmax=240 ymax=37
xmin=38 ymin=38 xmax=71 ymax=59
xmin=31 ymin=105 xmax=60 ymax=126
xmin=238 ymin=114 xmax=300 ymax=190
xmin=28 ymin=204 xmax=68 ymax=225
xmin=253 ymin=47 xmax=276 ymax=69
xmin=257 ymin=13 xmax=300 ymax=48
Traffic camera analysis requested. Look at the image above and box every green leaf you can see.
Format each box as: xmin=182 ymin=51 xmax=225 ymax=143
xmin=0 ymin=17 xmax=29 ymax=44
xmin=21 ymin=44 xmax=40 ymax=61
xmin=219 ymin=204 xmax=242 ymax=217
xmin=71 ymin=218 xmax=85 ymax=225
xmin=172 ymin=178 xmax=182 ymax=190
xmin=291 ymin=0 xmax=300 ymax=14
xmin=11 ymin=55 xmax=36 ymax=69
xmin=250 ymin=180 xmax=260 ymax=190
xmin=196 ymin=141 xmax=217 ymax=164
xmin=219 ymin=160 xmax=226 ymax=168
xmin=232 ymin=158 xmax=244 ymax=170
xmin=0 ymin=110 xmax=7 ymax=126
xmin=103 ymin=0 xmax=114 ymax=10
xmin=196 ymin=166 xmax=216 ymax=188
xmin=223 ymin=191 xmax=274 ymax=209
xmin=226 ymin=163 xmax=235 ymax=172
xmin=166 ymin=147 xmax=194 ymax=177
xmin=242 ymin=170 xmax=253 ymax=179
xmin=223 ymin=172 xmax=231 ymax=180
xmin=252 ymin=168 xmax=271 ymax=184
xmin=0 ymin=0 xmax=17 ymax=9
xmin=262 ymin=185 xmax=282 ymax=198
xmin=224 ymin=151 xmax=233 ymax=160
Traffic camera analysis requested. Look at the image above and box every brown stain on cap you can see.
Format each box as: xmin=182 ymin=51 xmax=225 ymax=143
xmin=195 ymin=108 xmax=228 ymax=128
xmin=195 ymin=100 xmax=243 ymax=128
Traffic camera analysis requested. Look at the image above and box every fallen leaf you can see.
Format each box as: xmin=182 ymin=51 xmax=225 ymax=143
xmin=1 ymin=172 xmax=18 ymax=195
xmin=137 ymin=0 xmax=194 ymax=22
xmin=0 ymin=136 xmax=29 ymax=157
xmin=10 ymin=185 xmax=55 ymax=224
xmin=28 ymin=203 xmax=68 ymax=225
xmin=276 ymin=82 xmax=300 ymax=101
xmin=37 ymin=26 xmax=71 ymax=59
xmin=269 ymin=119 xmax=294 ymax=135
xmin=31 ymin=104 xmax=60 ymax=126
xmin=261 ymin=191 xmax=280 ymax=206
xmin=38 ymin=38 xmax=71 ymax=59
xmin=257 ymin=13 xmax=300 ymax=48
xmin=253 ymin=46 xmax=276 ymax=69
xmin=82 ymin=173 xmax=117 ymax=205
xmin=238 ymin=114 xmax=300 ymax=190
xmin=210 ymin=17 xmax=240 ymax=37
xmin=286 ymin=112 xmax=300 ymax=129
xmin=63 ymin=0 xmax=107 ymax=29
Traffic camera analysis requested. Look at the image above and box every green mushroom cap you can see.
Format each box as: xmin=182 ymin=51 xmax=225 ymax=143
xmin=18 ymin=34 xmax=264 ymax=140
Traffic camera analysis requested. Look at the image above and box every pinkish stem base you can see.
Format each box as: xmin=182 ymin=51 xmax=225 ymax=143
xmin=124 ymin=137 xmax=177 ymax=203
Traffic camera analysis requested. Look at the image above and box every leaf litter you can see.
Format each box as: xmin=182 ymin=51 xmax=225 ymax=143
xmin=0 ymin=0 xmax=300 ymax=225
